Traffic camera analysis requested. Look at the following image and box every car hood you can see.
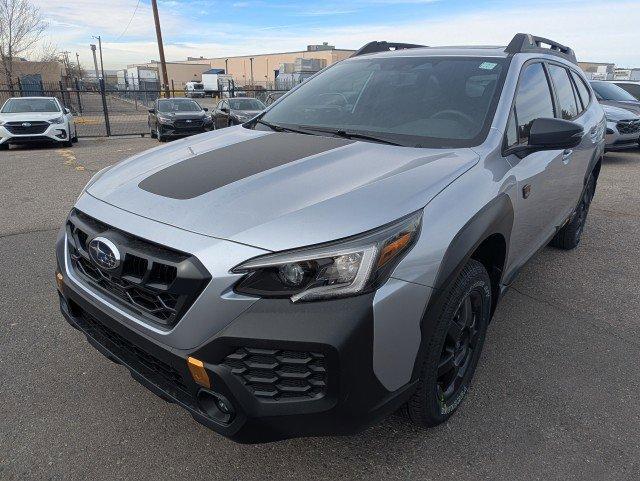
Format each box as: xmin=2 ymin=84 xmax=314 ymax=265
xmin=602 ymin=104 xmax=640 ymax=121
xmin=0 ymin=112 xmax=62 ymax=122
xmin=158 ymin=112 xmax=207 ymax=120
xmin=599 ymin=100 xmax=640 ymax=116
xmin=232 ymin=110 xmax=262 ymax=118
xmin=87 ymin=127 xmax=478 ymax=251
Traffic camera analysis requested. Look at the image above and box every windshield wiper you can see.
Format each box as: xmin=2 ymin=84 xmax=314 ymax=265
xmin=255 ymin=119 xmax=314 ymax=136
xmin=297 ymin=125 xmax=403 ymax=146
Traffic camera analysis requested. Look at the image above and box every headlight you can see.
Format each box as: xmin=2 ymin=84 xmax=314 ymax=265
xmin=232 ymin=211 xmax=422 ymax=302
xmin=157 ymin=116 xmax=174 ymax=125
xmin=0 ymin=120 xmax=5 ymax=126
xmin=49 ymin=116 xmax=65 ymax=124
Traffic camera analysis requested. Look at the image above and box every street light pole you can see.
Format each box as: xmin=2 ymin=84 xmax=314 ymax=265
xmin=151 ymin=0 xmax=170 ymax=98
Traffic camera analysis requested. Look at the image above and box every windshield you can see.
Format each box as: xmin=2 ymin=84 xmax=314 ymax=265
xmin=1 ymin=98 xmax=60 ymax=113
xmin=591 ymin=82 xmax=637 ymax=101
xmin=229 ymin=98 xmax=265 ymax=111
xmin=157 ymin=99 xmax=202 ymax=113
xmin=257 ymin=56 xmax=507 ymax=147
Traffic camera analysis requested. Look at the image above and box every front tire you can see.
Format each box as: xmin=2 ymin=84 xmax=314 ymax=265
xmin=549 ymin=174 xmax=596 ymax=250
xmin=404 ymin=259 xmax=491 ymax=428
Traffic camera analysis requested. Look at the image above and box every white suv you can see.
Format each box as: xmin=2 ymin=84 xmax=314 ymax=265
xmin=0 ymin=97 xmax=77 ymax=149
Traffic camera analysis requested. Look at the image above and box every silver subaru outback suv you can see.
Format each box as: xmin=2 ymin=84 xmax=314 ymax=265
xmin=56 ymin=34 xmax=605 ymax=443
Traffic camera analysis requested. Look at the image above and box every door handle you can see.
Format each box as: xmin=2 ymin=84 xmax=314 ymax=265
xmin=562 ymin=149 xmax=573 ymax=162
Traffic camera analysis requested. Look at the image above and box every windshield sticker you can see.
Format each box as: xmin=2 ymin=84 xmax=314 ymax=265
xmin=479 ymin=62 xmax=498 ymax=70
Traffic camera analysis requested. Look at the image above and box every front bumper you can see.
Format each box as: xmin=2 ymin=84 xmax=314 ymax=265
xmin=605 ymin=121 xmax=640 ymax=151
xmin=0 ymin=123 xmax=69 ymax=144
xmin=158 ymin=123 xmax=212 ymax=138
xmin=56 ymin=229 xmax=417 ymax=443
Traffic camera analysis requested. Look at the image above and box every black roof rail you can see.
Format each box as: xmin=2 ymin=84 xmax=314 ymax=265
xmin=351 ymin=41 xmax=426 ymax=57
xmin=505 ymin=33 xmax=577 ymax=63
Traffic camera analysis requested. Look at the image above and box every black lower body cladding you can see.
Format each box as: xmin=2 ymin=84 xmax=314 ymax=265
xmin=56 ymin=234 xmax=415 ymax=443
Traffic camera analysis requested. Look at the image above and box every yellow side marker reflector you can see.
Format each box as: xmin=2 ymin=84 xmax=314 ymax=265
xmin=187 ymin=356 xmax=211 ymax=388
xmin=55 ymin=271 xmax=64 ymax=292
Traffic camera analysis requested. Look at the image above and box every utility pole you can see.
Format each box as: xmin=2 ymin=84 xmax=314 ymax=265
xmin=225 ymin=58 xmax=228 ymax=74
xmin=92 ymin=36 xmax=106 ymax=82
xmin=90 ymin=44 xmax=100 ymax=80
xmin=249 ymin=57 xmax=254 ymax=87
xmin=75 ymin=52 xmax=82 ymax=79
xmin=151 ymin=0 xmax=170 ymax=98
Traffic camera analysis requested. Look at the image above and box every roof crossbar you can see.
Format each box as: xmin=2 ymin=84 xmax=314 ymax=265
xmin=351 ymin=41 xmax=426 ymax=57
xmin=505 ymin=33 xmax=577 ymax=63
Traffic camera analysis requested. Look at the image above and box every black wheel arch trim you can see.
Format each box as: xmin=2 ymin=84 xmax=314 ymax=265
xmin=410 ymin=193 xmax=514 ymax=383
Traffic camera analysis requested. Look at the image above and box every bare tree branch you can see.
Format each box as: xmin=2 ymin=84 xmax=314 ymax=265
xmin=0 ymin=0 xmax=48 ymax=90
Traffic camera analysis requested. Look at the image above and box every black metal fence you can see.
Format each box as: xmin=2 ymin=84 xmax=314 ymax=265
xmin=1 ymin=78 xmax=289 ymax=138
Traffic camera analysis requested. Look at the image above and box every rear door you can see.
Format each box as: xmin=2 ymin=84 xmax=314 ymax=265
xmin=504 ymin=61 xmax=571 ymax=269
xmin=546 ymin=63 xmax=594 ymax=216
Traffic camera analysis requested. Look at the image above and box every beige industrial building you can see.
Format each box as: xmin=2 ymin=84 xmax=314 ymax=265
xmin=0 ymin=59 xmax=67 ymax=88
xmin=183 ymin=43 xmax=354 ymax=86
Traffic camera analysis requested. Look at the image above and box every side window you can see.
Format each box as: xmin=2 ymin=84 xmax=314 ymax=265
xmin=513 ymin=63 xmax=555 ymax=145
xmin=505 ymin=110 xmax=518 ymax=147
xmin=548 ymin=65 xmax=579 ymax=120
xmin=617 ymin=83 xmax=640 ymax=100
xmin=571 ymin=71 xmax=591 ymax=109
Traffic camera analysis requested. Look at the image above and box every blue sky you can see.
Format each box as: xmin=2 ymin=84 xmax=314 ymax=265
xmin=32 ymin=0 xmax=640 ymax=69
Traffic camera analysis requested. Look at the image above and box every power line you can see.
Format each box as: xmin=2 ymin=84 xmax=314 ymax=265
xmin=115 ymin=0 xmax=141 ymax=41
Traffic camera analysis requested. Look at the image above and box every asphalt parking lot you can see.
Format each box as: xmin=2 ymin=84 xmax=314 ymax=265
xmin=1 ymin=137 xmax=639 ymax=480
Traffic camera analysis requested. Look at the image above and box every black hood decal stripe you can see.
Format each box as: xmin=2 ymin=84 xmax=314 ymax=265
xmin=139 ymin=133 xmax=354 ymax=200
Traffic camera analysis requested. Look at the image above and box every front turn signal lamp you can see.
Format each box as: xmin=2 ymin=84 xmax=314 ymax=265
xmin=187 ymin=356 xmax=211 ymax=388
xmin=232 ymin=211 xmax=422 ymax=302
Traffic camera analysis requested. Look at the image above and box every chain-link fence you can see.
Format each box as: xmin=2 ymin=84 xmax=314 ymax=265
xmin=1 ymin=77 xmax=291 ymax=138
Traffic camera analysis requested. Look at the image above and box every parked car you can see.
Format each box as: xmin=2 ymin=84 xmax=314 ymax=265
xmin=185 ymin=81 xmax=205 ymax=98
xmin=590 ymin=80 xmax=640 ymax=115
xmin=0 ymin=96 xmax=77 ymax=149
xmin=612 ymin=80 xmax=640 ymax=101
xmin=601 ymin=104 xmax=640 ymax=150
xmin=212 ymin=97 xmax=265 ymax=129
xmin=148 ymin=98 xmax=213 ymax=142
xmin=56 ymin=34 xmax=606 ymax=444
xmin=263 ymin=91 xmax=286 ymax=106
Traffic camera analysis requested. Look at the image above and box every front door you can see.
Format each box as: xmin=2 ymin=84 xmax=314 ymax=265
xmin=504 ymin=62 xmax=570 ymax=273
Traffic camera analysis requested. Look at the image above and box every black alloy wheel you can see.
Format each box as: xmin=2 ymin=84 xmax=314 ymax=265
xmin=403 ymin=259 xmax=491 ymax=427
xmin=437 ymin=288 xmax=483 ymax=406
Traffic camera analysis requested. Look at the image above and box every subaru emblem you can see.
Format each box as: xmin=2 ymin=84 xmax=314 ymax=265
xmin=88 ymin=237 xmax=121 ymax=270
xmin=22 ymin=122 xmax=32 ymax=127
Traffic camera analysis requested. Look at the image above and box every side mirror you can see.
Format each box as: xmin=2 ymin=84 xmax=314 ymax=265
xmin=202 ymin=107 xmax=208 ymax=112
xmin=529 ymin=118 xmax=583 ymax=149
xmin=148 ymin=108 xmax=155 ymax=114
xmin=64 ymin=108 xmax=71 ymax=114
xmin=509 ymin=118 xmax=583 ymax=158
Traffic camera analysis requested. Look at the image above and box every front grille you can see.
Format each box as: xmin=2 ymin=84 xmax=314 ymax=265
xmin=223 ymin=347 xmax=327 ymax=401
xmin=174 ymin=119 xmax=203 ymax=129
xmin=66 ymin=209 xmax=210 ymax=327
xmin=617 ymin=119 xmax=640 ymax=135
xmin=4 ymin=121 xmax=49 ymax=135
